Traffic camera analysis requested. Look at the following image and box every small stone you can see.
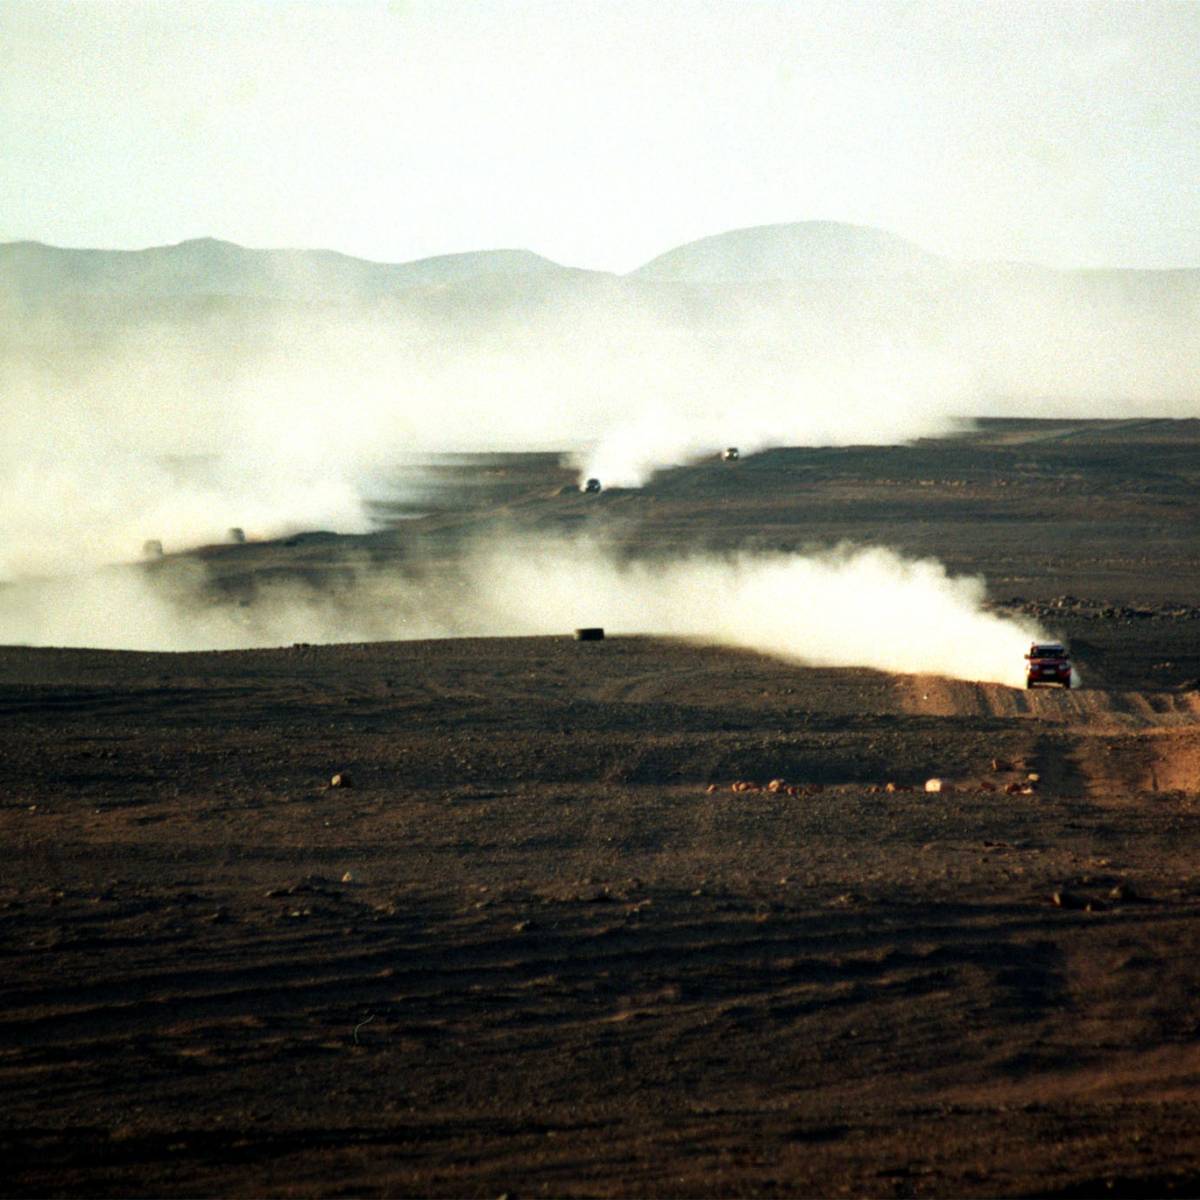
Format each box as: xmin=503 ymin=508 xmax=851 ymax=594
xmin=925 ymin=778 xmax=943 ymax=793
xmin=330 ymin=771 xmax=352 ymax=789
xmin=342 ymin=871 xmax=354 ymax=884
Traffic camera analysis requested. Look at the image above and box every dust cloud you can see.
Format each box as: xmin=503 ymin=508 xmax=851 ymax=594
xmin=466 ymin=539 xmax=1048 ymax=686
xmin=0 ymin=536 xmax=1047 ymax=687
xmin=0 ymin=230 xmax=1191 ymax=668
xmin=5 ymin=232 xmax=1199 ymax=585
xmin=0 ymin=286 xmax=973 ymax=579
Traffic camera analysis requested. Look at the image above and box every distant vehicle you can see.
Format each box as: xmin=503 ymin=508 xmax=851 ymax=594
xmin=1025 ymin=642 xmax=1072 ymax=689
xmin=721 ymin=447 xmax=740 ymax=461
xmin=582 ymin=478 xmax=602 ymax=494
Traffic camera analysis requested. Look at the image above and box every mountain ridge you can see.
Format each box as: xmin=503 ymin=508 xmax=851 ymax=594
xmin=5 ymin=222 xmax=1200 ymax=306
xmin=0 ymin=237 xmax=578 ymax=303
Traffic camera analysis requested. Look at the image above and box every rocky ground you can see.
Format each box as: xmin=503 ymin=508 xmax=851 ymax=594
xmin=2 ymin=418 xmax=1199 ymax=1197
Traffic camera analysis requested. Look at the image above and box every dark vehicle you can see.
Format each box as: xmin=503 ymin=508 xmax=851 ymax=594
xmin=1025 ymin=642 xmax=1072 ymax=689
xmin=582 ymin=478 xmax=602 ymax=494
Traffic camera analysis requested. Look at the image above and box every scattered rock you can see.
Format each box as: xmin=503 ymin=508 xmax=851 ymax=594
xmin=1051 ymin=889 xmax=1087 ymax=910
xmin=924 ymin=778 xmax=943 ymax=793
xmin=991 ymin=758 xmax=1010 ymax=772
xmin=1027 ymin=772 xmax=1041 ymax=783
xmin=342 ymin=871 xmax=354 ymax=884
xmin=330 ymin=771 xmax=352 ymax=789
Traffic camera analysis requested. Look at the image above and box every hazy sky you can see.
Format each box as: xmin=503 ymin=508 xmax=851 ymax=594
xmin=3 ymin=0 xmax=1198 ymax=271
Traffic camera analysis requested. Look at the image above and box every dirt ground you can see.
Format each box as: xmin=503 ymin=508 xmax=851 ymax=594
xmin=3 ymin=418 xmax=1200 ymax=1197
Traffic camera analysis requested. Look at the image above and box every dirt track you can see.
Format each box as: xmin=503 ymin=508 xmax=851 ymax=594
xmin=3 ymin=419 xmax=1200 ymax=1197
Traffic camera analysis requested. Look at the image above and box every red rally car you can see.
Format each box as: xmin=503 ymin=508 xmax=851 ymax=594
xmin=1025 ymin=642 xmax=1073 ymax=689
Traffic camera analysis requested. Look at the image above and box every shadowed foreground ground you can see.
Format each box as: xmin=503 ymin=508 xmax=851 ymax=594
xmin=2 ymin=630 xmax=1199 ymax=1197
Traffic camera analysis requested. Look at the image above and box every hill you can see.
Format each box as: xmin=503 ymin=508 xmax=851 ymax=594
xmin=629 ymin=220 xmax=947 ymax=283
xmin=0 ymin=237 xmax=575 ymax=304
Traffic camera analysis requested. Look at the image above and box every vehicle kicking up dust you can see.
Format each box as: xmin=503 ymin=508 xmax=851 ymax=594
xmin=1025 ymin=641 xmax=1073 ymax=689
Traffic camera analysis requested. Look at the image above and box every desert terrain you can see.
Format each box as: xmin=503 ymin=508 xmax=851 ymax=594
xmin=3 ymin=418 xmax=1200 ymax=1197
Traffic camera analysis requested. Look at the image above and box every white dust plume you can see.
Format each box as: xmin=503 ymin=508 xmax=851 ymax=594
xmin=0 ymin=536 xmax=1047 ymax=688
xmin=460 ymin=537 xmax=1046 ymax=686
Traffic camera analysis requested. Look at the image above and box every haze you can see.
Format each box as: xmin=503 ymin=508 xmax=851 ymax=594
xmin=3 ymin=0 xmax=1199 ymax=271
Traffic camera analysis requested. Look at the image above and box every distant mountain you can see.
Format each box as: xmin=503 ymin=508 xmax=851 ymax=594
xmin=7 ymin=224 xmax=1198 ymax=307
xmin=0 ymin=237 xmax=576 ymax=305
xmin=629 ymin=221 xmax=947 ymax=284
xmin=3 ymin=225 xmax=1197 ymax=412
